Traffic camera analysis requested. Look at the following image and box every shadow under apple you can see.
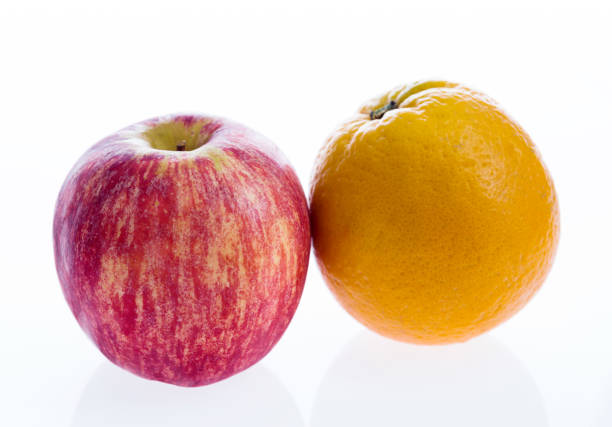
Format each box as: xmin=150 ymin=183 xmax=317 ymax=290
xmin=72 ymin=361 xmax=303 ymax=427
xmin=311 ymin=331 xmax=548 ymax=427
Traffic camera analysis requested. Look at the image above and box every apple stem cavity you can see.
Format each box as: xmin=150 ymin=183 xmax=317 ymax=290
xmin=177 ymin=140 xmax=186 ymax=151
xmin=370 ymin=100 xmax=398 ymax=120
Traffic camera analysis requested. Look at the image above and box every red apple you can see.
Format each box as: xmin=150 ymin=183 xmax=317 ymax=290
xmin=53 ymin=114 xmax=310 ymax=386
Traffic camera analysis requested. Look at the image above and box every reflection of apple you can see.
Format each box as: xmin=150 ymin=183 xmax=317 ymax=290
xmin=53 ymin=114 xmax=310 ymax=386
xmin=72 ymin=363 xmax=304 ymax=427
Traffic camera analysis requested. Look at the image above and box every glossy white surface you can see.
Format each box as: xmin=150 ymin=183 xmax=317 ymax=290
xmin=1 ymin=1 xmax=611 ymax=425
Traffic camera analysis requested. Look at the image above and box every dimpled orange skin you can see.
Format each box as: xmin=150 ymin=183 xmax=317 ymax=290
xmin=310 ymin=81 xmax=560 ymax=344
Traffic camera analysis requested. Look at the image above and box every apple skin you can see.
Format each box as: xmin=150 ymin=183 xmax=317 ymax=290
xmin=53 ymin=114 xmax=310 ymax=387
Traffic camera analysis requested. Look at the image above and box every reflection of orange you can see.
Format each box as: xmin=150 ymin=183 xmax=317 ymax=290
xmin=310 ymin=81 xmax=560 ymax=344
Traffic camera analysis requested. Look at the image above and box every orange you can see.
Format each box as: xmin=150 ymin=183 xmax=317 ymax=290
xmin=310 ymin=81 xmax=560 ymax=344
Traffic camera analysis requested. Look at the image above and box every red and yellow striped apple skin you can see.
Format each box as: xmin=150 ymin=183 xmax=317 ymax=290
xmin=53 ymin=116 xmax=310 ymax=386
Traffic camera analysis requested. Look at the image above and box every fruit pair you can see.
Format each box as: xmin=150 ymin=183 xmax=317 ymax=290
xmin=54 ymin=81 xmax=559 ymax=386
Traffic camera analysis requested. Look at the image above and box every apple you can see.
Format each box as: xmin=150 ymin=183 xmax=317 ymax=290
xmin=53 ymin=114 xmax=310 ymax=386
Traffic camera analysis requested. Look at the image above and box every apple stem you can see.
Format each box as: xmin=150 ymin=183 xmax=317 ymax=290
xmin=177 ymin=140 xmax=186 ymax=151
xmin=370 ymin=100 xmax=398 ymax=120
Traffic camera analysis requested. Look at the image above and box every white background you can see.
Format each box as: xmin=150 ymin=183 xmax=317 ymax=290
xmin=1 ymin=1 xmax=611 ymax=426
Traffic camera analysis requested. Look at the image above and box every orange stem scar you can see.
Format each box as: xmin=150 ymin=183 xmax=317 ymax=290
xmin=370 ymin=100 xmax=398 ymax=120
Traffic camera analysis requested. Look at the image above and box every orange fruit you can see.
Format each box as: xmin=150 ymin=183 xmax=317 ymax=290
xmin=310 ymin=81 xmax=560 ymax=344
